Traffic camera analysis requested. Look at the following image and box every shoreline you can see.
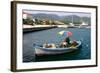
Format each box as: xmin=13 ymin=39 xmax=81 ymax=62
xmin=23 ymin=24 xmax=90 ymax=33
xmin=23 ymin=25 xmax=57 ymax=33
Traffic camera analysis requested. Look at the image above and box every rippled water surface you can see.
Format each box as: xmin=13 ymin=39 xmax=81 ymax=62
xmin=23 ymin=28 xmax=91 ymax=62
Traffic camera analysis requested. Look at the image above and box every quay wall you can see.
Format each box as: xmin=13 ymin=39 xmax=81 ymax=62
xmin=23 ymin=26 xmax=57 ymax=33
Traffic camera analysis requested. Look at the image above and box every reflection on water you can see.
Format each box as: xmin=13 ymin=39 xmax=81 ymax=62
xmin=23 ymin=28 xmax=91 ymax=62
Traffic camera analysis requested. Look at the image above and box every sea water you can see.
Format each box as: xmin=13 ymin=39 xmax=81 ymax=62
xmin=23 ymin=28 xmax=91 ymax=62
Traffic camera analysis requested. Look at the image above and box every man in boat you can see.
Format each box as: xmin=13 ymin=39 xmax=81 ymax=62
xmin=60 ymin=38 xmax=78 ymax=48
xmin=64 ymin=37 xmax=70 ymax=45
xmin=59 ymin=36 xmax=70 ymax=48
xmin=60 ymin=31 xmax=79 ymax=48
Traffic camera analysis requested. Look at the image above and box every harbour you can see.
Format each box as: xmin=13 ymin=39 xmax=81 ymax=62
xmin=23 ymin=27 xmax=91 ymax=62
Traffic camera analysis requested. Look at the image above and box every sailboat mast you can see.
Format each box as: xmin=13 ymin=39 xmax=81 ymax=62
xmin=72 ymin=15 xmax=73 ymax=24
xmin=81 ymin=17 xmax=83 ymax=24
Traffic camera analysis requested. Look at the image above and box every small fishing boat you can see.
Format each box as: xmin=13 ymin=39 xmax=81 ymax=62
xmin=34 ymin=41 xmax=82 ymax=56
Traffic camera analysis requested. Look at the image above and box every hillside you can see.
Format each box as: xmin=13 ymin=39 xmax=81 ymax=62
xmin=32 ymin=13 xmax=91 ymax=25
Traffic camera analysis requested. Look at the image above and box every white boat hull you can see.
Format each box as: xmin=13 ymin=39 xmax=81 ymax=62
xmin=35 ymin=41 xmax=81 ymax=55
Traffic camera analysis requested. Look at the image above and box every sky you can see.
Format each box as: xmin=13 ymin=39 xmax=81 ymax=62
xmin=23 ymin=10 xmax=91 ymax=17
